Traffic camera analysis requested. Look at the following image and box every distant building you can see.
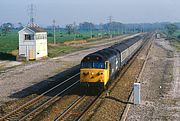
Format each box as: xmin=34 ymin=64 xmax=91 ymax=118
xmin=18 ymin=26 xmax=48 ymax=61
xmin=156 ymin=33 xmax=161 ymax=39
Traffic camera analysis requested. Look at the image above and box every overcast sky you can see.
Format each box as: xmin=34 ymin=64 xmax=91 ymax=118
xmin=0 ymin=0 xmax=180 ymax=26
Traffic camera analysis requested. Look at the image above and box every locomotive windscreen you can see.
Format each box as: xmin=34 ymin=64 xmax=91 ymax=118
xmin=81 ymin=62 xmax=105 ymax=69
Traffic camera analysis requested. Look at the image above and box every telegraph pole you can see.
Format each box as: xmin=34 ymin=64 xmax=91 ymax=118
xmin=90 ymin=24 xmax=93 ymax=39
xmin=91 ymin=30 xmax=93 ymax=39
xmin=73 ymin=22 xmax=76 ymax=40
xmin=107 ymin=16 xmax=113 ymax=38
xmin=141 ymin=23 xmax=144 ymax=32
xmin=53 ymin=19 xmax=56 ymax=44
xmin=100 ymin=23 xmax=103 ymax=38
xmin=124 ymin=25 xmax=127 ymax=34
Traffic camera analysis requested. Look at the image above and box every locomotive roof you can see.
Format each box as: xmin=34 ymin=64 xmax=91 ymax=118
xmin=82 ymin=53 xmax=107 ymax=62
xmin=82 ymin=47 xmax=118 ymax=62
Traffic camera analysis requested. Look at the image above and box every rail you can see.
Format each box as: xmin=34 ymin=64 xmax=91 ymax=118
xmin=0 ymin=73 xmax=80 ymax=121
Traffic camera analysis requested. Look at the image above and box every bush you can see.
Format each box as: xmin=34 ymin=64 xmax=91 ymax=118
xmin=83 ymin=37 xmax=89 ymax=40
xmin=177 ymin=35 xmax=180 ymax=39
xmin=92 ymin=35 xmax=95 ymax=38
xmin=76 ymin=34 xmax=83 ymax=38
xmin=47 ymin=33 xmax=53 ymax=37
xmin=76 ymin=35 xmax=80 ymax=38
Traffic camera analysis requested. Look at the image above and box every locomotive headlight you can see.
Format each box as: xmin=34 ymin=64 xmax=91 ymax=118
xmin=91 ymin=72 xmax=94 ymax=75
xmin=97 ymin=72 xmax=103 ymax=76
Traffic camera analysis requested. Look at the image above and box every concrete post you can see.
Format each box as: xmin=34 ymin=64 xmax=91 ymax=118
xmin=134 ymin=83 xmax=141 ymax=105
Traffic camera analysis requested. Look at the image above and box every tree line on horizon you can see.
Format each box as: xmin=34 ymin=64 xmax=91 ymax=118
xmin=0 ymin=21 xmax=179 ymax=37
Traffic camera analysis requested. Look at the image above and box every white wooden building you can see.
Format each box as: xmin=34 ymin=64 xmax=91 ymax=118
xmin=18 ymin=26 xmax=48 ymax=60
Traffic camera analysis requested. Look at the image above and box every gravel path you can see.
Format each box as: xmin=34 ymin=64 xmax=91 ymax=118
xmin=0 ymin=34 xmax=139 ymax=106
xmin=126 ymin=38 xmax=180 ymax=121
xmin=173 ymin=52 xmax=180 ymax=98
xmin=0 ymin=61 xmax=22 ymax=70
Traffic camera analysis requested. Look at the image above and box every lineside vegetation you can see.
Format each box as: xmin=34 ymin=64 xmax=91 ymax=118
xmin=0 ymin=30 xmax=121 ymax=58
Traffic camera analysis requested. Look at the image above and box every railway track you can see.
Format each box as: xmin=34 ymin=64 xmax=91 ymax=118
xmin=72 ymin=33 xmax=153 ymax=121
xmin=49 ymin=34 xmax=154 ymax=121
xmin=0 ymin=73 xmax=80 ymax=121
xmin=0 ymin=33 xmax=153 ymax=121
xmin=54 ymin=93 xmax=101 ymax=121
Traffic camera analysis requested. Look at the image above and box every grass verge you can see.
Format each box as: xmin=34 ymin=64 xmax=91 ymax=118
xmin=170 ymin=40 xmax=180 ymax=51
xmin=48 ymin=44 xmax=84 ymax=57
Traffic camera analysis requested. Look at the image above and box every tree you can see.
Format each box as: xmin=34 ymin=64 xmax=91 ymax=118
xmin=165 ymin=24 xmax=178 ymax=37
xmin=1 ymin=23 xmax=14 ymax=35
xmin=65 ymin=24 xmax=74 ymax=35
xmin=18 ymin=22 xmax=23 ymax=29
xmin=177 ymin=35 xmax=180 ymax=39
xmin=79 ymin=22 xmax=95 ymax=31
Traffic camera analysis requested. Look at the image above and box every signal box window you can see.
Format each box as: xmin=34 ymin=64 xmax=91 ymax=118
xmin=25 ymin=34 xmax=34 ymax=40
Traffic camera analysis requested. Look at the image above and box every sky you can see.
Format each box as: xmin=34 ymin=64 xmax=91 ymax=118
xmin=0 ymin=0 xmax=180 ymax=26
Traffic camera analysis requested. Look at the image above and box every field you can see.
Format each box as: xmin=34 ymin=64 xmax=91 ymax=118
xmin=172 ymin=30 xmax=180 ymax=37
xmin=170 ymin=40 xmax=180 ymax=51
xmin=48 ymin=44 xmax=85 ymax=57
xmin=170 ymin=30 xmax=180 ymax=51
xmin=0 ymin=31 xmax=19 ymax=53
xmin=0 ymin=30 xmax=121 ymax=58
xmin=47 ymin=31 xmax=107 ymax=43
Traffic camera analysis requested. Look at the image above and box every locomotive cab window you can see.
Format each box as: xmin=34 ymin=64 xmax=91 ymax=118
xmin=81 ymin=62 xmax=105 ymax=69
xmin=93 ymin=62 xmax=105 ymax=69
xmin=81 ymin=62 xmax=92 ymax=68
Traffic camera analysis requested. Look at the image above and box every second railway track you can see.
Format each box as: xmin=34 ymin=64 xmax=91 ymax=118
xmin=50 ymin=33 xmax=154 ymax=121
xmin=0 ymin=33 xmax=153 ymax=121
xmin=0 ymin=73 xmax=80 ymax=121
xmin=71 ymin=33 xmax=154 ymax=121
xmin=54 ymin=95 xmax=100 ymax=121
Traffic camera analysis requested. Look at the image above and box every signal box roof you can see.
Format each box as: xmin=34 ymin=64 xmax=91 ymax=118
xmin=28 ymin=26 xmax=46 ymax=33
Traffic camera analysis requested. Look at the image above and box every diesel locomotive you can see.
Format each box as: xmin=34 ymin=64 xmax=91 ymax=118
xmin=80 ymin=35 xmax=144 ymax=88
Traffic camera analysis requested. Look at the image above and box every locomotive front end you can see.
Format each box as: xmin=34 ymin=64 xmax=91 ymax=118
xmin=80 ymin=68 xmax=109 ymax=84
xmin=80 ymin=55 xmax=110 ymax=86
